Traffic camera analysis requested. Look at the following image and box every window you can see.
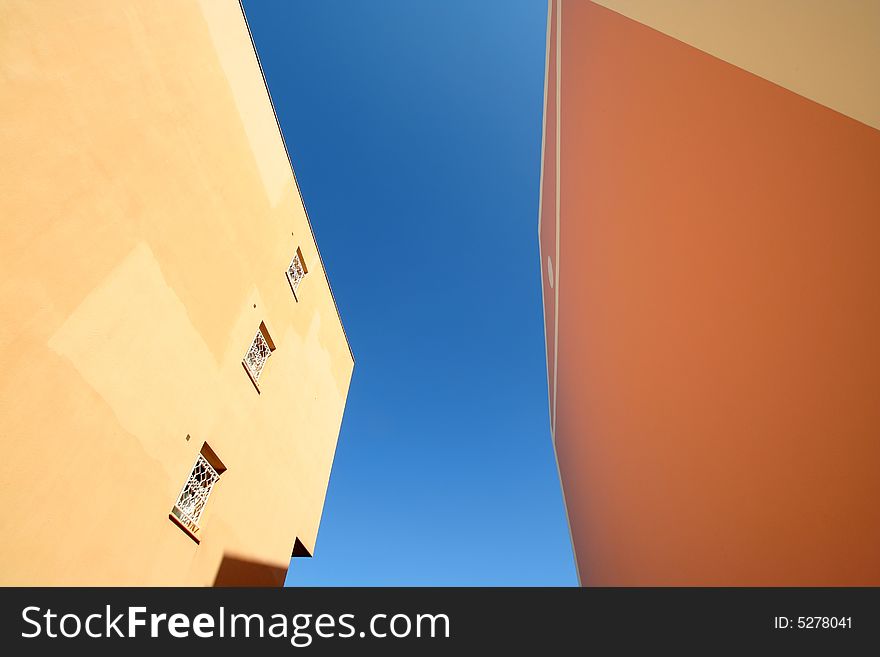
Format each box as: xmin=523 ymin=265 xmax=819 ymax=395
xmin=286 ymin=247 xmax=308 ymax=299
xmin=170 ymin=445 xmax=226 ymax=543
xmin=242 ymin=321 xmax=275 ymax=391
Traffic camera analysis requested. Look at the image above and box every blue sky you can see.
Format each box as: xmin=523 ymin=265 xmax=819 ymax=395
xmin=242 ymin=0 xmax=576 ymax=586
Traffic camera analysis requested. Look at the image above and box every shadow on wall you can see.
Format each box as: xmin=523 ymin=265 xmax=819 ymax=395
xmin=213 ymin=554 xmax=288 ymax=587
xmin=213 ymin=539 xmax=312 ymax=587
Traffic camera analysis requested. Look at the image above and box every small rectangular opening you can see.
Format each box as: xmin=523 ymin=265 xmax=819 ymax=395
xmin=286 ymin=247 xmax=308 ymax=300
xmin=169 ymin=442 xmax=225 ymax=544
xmin=242 ymin=321 xmax=275 ymax=392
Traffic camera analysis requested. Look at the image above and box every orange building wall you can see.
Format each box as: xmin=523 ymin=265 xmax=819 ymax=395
xmin=542 ymin=1 xmax=880 ymax=585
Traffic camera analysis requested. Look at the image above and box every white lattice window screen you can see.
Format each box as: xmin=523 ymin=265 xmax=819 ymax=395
xmin=243 ymin=328 xmax=272 ymax=383
xmin=173 ymin=454 xmax=220 ymax=529
xmin=287 ymin=251 xmax=306 ymax=294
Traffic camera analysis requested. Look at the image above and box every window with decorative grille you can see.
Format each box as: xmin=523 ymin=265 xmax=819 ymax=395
xmin=242 ymin=322 xmax=275 ymax=391
xmin=171 ymin=452 xmax=221 ymax=539
xmin=286 ymin=247 xmax=308 ymax=298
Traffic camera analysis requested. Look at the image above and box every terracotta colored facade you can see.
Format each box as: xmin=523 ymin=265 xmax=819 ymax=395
xmin=0 ymin=0 xmax=353 ymax=585
xmin=540 ymin=0 xmax=880 ymax=585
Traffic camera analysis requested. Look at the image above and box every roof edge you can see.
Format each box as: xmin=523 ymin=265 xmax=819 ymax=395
xmin=237 ymin=0 xmax=355 ymax=365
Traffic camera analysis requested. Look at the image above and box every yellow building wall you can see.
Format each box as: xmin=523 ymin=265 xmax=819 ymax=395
xmin=0 ymin=0 xmax=354 ymax=585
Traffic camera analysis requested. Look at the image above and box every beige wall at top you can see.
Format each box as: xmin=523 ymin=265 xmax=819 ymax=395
xmin=592 ymin=0 xmax=880 ymax=131
xmin=0 ymin=0 xmax=353 ymax=585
